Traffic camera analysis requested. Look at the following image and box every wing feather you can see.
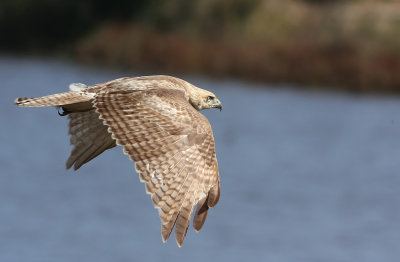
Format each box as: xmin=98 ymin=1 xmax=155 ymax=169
xmin=66 ymin=109 xmax=116 ymax=170
xmin=93 ymin=88 xmax=220 ymax=246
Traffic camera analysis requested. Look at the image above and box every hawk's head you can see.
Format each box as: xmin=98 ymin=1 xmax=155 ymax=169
xmin=203 ymin=93 xmax=222 ymax=111
xmin=176 ymin=78 xmax=222 ymax=111
xmin=189 ymin=88 xmax=222 ymax=111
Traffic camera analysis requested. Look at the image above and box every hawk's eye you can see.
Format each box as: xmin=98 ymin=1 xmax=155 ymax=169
xmin=206 ymin=96 xmax=214 ymax=102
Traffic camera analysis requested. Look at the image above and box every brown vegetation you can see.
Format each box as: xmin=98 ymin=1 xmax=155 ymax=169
xmin=75 ymin=0 xmax=400 ymax=93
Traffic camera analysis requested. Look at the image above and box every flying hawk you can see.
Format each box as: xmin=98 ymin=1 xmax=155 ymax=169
xmin=15 ymin=75 xmax=222 ymax=247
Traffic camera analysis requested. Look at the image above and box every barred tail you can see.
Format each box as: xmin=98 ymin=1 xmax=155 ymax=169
xmin=15 ymin=91 xmax=93 ymax=107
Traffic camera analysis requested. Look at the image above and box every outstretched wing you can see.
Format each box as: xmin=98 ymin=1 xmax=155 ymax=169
xmin=93 ymin=88 xmax=220 ymax=246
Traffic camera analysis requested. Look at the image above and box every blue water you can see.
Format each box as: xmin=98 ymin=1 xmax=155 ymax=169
xmin=1 ymin=56 xmax=400 ymax=262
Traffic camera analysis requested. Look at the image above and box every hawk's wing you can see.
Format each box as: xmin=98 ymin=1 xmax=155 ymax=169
xmin=93 ymin=88 xmax=220 ymax=246
xmin=66 ymin=109 xmax=116 ymax=170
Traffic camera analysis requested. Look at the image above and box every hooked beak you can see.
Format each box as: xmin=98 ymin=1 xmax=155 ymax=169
xmin=213 ymin=99 xmax=222 ymax=111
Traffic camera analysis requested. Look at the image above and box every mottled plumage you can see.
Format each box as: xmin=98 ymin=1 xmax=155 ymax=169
xmin=15 ymin=75 xmax=222 ymax=247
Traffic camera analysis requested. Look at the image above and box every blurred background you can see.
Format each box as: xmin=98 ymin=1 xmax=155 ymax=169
xmin=2 ymin=0 xmax=400 ymax=92
xmin=2 ymin=0 xmax=400 ymax=261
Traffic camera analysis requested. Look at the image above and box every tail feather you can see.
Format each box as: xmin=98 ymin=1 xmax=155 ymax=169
xmin=15 ymin=91 xmax=93 ymax=107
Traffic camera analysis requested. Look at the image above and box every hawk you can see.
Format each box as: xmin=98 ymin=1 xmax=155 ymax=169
xmin=15 ymin=75 xmax=222 ymax=247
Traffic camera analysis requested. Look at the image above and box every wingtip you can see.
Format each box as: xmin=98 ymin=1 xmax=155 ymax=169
xmin=161 ymin=222 xmax=173 ymax=244
xmin=65 ymin=158 xmax=80 ymax=171
xmin=193 ymin=211 xmax=208 ymax=232
xmin=193 ymin=196 xmax=209 ymax=232
xmin=162 ymin=230 xmax=184 ymax=247
xmin=207 ymin=184 xmax=220 ymax=207
xmin=65 ymin=158 xmax=73 ymax=170
xmin=161 ymin=234 xmax=167 ymax=243
xmin=175 ymin=238 xmax=184 ymax=248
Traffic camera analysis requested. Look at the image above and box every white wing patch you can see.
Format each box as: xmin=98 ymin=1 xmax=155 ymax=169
xmin=69 ymin=83 xmax=88 ymax=92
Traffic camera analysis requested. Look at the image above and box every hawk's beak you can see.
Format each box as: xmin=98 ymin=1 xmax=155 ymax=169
xmin=213 ymin=99 xmax=222 ymax=111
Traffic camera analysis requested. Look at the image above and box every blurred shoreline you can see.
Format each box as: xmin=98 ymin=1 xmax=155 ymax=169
xmin=3 ymin=0 xmax=400 ymax=93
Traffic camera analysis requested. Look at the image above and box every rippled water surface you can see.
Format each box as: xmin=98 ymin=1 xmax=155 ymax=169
xmin=1 ymin=56 xmax=400 ymax=262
